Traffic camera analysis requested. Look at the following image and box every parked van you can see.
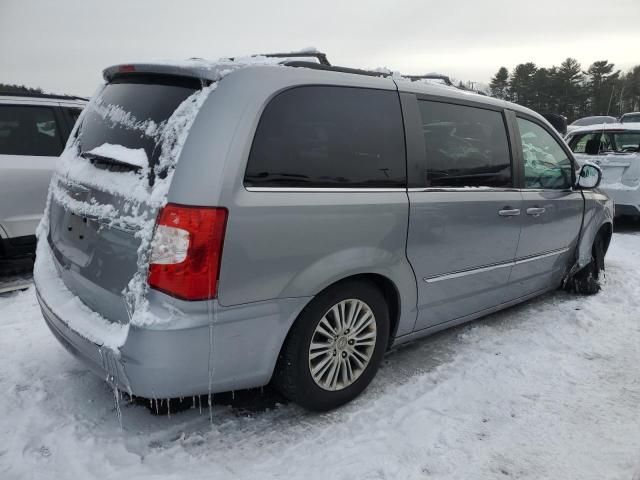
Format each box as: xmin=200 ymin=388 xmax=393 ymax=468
xmin=34 ymin=55 xmax=613 ymax=411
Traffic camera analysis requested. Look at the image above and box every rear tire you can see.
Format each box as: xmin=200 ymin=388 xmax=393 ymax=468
xmin=274 ymin=280 xmax=389 ymax=411
xmin=567 ymin=234 xmax=605 ymax=295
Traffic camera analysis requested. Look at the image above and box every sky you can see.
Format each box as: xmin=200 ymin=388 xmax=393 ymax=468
xmin=2 ymin=0 xmax=639 ymax=96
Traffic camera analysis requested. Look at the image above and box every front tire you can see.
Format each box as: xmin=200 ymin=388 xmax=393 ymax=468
xmin=274 ymin=280 xmax=389 ymax=411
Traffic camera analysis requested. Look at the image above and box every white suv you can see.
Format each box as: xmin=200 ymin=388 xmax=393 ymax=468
xmin=0 ymin=92 xmax=86 ymax=260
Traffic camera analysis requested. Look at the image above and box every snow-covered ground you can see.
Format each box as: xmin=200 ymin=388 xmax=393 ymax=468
xmin=1 ymin=227 xmax=640 ymax=480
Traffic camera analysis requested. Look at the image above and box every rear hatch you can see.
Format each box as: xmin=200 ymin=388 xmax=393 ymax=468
xmin=47 ymin=73 xmax=207 ymax=324
xmin=597 ymin=154 xmax=639 ymax=185
xmin=572 ymin=129 xmax=640 ymax=187
xmin=575 ymin=152 xmax=640 ymax=187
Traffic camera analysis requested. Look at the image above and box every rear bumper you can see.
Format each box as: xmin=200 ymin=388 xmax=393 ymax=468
xmin=615 ymin=204 xmax=640 ymax=217
xmin=35 ymin=261 xmax=310 ymax=399
xmin=599 ymin=185 xmax=640 ymax=216
xmin=37 ymin=287 xmax=129 ymax=389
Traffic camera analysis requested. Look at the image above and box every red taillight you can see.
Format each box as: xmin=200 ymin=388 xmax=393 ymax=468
xmin=148 ymin=203 xmax=228 ymax=301
xmin=118 ymin=64 xmax=136 ymax=73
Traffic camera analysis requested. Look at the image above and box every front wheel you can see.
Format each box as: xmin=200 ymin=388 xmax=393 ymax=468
xmin=274 ymin=281 xmax=389 ymax=411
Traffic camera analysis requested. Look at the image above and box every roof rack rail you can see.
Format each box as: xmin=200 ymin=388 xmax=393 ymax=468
xmin=0 ymin=90 xmax=89 ymax=102
xmin=261 ymin=51 xmax=331 ymax=66
xmin=277 ymin=59 xmax=473 ymax=93
xmin=282 ymin=61 xmax=391 ymax=78
xmin=404 ymin=74 xmax=453 ymax=86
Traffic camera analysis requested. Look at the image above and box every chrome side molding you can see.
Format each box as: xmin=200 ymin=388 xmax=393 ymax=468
xmin=423 ymin=247 xmax=570 ymax=283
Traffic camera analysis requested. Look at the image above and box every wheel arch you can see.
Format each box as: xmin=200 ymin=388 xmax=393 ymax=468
xmin=576 ymin=196 xmax=614 ymax=270
xmin=277 ymin=272 xmax=405 ymax=363
xmin=340 ymin=273 xmax=402 ymax=349
xmin=597 ymin=222 xmax=613 ymax=255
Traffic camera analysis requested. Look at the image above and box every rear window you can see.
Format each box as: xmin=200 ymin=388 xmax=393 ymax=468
xmin=77 ymin=75 xmax=201 ymax=169
xmin=0 ymin=105 xmax=64 ymax=156
xmin=621 ymin=113 xmax=640 ymax=123
xmin=245 ymin=86 xmax=406 ymax=188
xmin=569 ymin=131 xmax=640 ymax=154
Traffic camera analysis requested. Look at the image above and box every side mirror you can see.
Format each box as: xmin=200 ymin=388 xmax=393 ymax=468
xmin=576 ymin=162 xmax=602 ymax=189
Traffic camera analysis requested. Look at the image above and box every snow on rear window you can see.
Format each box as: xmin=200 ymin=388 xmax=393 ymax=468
xmin=77 ymin=76 xmax=202 ymax=171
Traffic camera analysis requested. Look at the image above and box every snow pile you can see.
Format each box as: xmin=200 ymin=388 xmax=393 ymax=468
xmin=4 ymin=229 xmax=640 ymax=479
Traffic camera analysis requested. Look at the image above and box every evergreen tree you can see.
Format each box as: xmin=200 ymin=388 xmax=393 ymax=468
xmin=585 ymin=60 xmax=620 ymax=115
xmin=487 ymin=59 xmax=639 ymax=122
xmin=489 ymin=67 xmax=509 ymax=99
xmin=620 ymin=66 xmax=640 ymax=113
xmin=532 ymin=68 xmax=552 ymax=112
xmin=509 ymin=63 xmax=537 ymax=107
xmin=555 ymin=58 xmax=585 ymax=120
xmin=0 ymin=83 xmax=43 ymax=94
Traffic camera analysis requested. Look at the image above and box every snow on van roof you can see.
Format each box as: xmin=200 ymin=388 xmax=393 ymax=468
xmin=103 ymin=53 xmax=462 ymax=91
xmin=102 ymin=51 xmax=496 ymax=107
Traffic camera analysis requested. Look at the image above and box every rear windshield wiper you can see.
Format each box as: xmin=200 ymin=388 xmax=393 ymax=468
xmin=80 ymin=151 xmax=143 ymax=174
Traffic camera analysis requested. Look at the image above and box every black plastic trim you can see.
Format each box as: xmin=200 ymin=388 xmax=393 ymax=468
xmin=0 ymin=91 xmax=88 ymax=101
xmin=282 ymin=61 xmax=390 ymax=78
xmin=0 ymin=235 xmax=37 ymax=259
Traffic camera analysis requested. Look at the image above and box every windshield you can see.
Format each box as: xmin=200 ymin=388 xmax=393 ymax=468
xmin=621 ymin=113 xmax=640 ymax=123
xmin=77 ymin=75 xmax=201 ymax=170
xmin=569 ymin=131 xmax=640 ymax=154
xmin=570 ymin=116 xmax=616 ymax=127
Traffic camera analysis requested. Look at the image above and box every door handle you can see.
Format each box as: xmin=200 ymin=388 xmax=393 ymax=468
xmin=526 ymin=207 xmax=546 ymax=216
xmin=498 ymin=208 xmax=521 ymax=217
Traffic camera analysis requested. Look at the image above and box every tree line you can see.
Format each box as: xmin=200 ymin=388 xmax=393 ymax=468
xmin=489 ymin=59 xmax=640 ymax=122
xmin=0 ymin=83 xmax=43 ymax=94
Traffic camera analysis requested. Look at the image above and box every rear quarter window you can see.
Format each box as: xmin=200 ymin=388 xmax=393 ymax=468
xmin=245 ymin=86 xmax=406 ymax=188
xmin=0 ymin=105 xmax=64 ymax=156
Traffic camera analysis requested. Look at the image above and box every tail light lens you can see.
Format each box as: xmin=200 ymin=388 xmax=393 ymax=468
xmin=148 ymin=203 xmax=228 ymax=301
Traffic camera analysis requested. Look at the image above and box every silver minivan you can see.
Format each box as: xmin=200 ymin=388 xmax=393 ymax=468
xmin=34 ymin=55 xmax=613 ymax=411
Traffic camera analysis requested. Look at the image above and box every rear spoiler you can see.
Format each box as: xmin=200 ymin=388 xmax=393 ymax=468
xmin=102 ymin=62 xmax=221 ymax=83
xmin=103 ymin=51 xmax=332 ymax=84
